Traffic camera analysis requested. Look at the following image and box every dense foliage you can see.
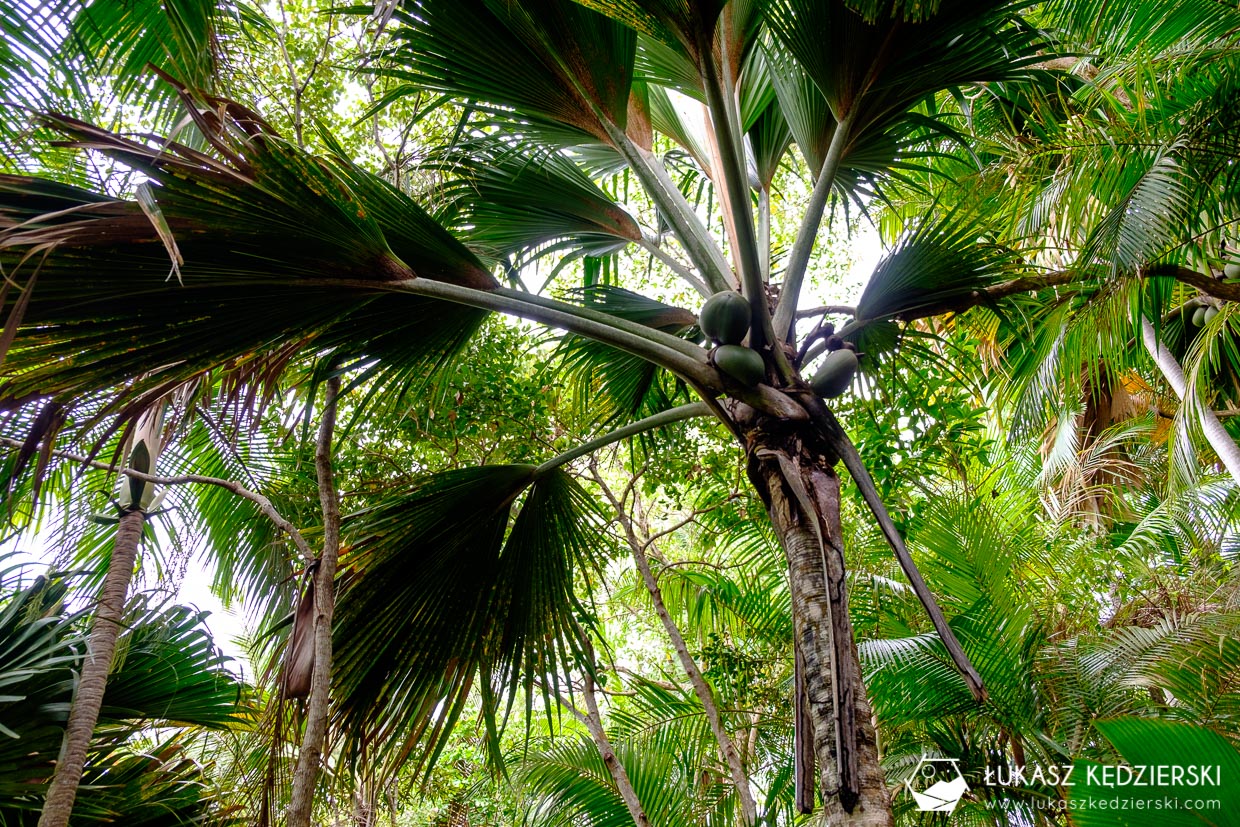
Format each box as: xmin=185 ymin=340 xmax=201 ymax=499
xmin=2 ymin=1 xmax=1239 ymax=826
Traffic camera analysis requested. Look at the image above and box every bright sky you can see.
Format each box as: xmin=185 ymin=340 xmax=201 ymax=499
xmin=2 ymin=527 xmax=254 ymax=675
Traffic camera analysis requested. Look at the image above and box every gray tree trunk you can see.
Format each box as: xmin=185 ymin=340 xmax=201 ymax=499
xmin=593 ymin=473 xmax=759 ymax=823
xmin=748 ymin=431 xmax=893 ymax=826
xmin=38 ymin=508 xmax=146 ymax=827
xmin=287 ymin=377 xmax=343 ymax=827
xmin=580 ymin=665 xmax=651 ymax=827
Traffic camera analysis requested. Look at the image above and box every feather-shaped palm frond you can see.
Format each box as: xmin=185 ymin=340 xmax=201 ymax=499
xmin=520 ymin=733 xmax=728 ymax=827
xmin=1068 ymin=718 xmax=1240 ymax=822
xmin=0 ymin=566 xmax=246 ymax=817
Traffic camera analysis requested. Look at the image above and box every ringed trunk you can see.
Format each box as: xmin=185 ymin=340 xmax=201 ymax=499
xmin=746 ymin=426 xmax=893 ymax=826
xmin=38 ymin=508 xmax=146 ymax=827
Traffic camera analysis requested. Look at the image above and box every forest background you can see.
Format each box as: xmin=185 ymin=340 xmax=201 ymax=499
xmin=1 ymin=1 xmax=1239 ymax=826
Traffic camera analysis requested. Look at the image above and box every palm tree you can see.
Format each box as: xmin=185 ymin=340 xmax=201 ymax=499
xmin=0 ymin=559 xmax=248 ymax=824
xmin=37 ymin=406 xmax=165 ymax=827
xmin=3 ymin=1 xmax=1179 ymax=823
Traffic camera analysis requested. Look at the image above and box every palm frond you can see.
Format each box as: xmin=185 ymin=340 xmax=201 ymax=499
xmin=331 ymin=464 xmax=602 ymax=781
xmin=557 ymin=286 xmax=698 ymax=426
xmin=376 ymin=0 xmax=637 ymax=146
xmin=763 ymin=0 xmax=1045 ymax=166
xmin=432 ymin=140 xmax=642 ymax=263
xmin=0 ymin=91 xmax=492 ymax=463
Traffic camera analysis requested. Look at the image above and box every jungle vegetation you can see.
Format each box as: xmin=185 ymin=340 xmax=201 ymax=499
xmin=1 ymin=1 xmax=1239 ymax=825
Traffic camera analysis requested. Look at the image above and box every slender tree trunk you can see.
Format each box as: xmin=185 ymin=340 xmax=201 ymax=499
xmin=578 ymin=650 xmax=651 ymax=827
xmin=38 ymin=509 xmax=145 ymax=827
xmin=747 ymin=427 xmax=893 ymax=827
xmin=594 ymin=474 xmax=759 ymax=824
xmin=1140 ymin=317 xmax=1240 ymax=484
xmin=287 ymin=376 xmax=343 ymax=827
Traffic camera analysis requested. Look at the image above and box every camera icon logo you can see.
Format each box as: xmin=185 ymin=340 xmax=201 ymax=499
xmin=905 ymin=756 xmax=969 ymax=813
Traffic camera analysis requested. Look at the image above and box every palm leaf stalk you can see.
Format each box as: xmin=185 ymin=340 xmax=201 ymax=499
xmin=1140 ymin=316 xmax=1240 ymax=483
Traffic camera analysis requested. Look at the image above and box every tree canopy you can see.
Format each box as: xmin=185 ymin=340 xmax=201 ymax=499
xmin=1 ymin=1 xmax=1239 ymax=825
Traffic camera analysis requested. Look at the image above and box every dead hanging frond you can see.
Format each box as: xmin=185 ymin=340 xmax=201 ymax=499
xmin=280 ymin=562 xmax=319 ymax=701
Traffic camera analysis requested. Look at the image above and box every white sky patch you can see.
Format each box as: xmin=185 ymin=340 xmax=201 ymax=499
xmin=1 ymin=524 xmax=253 ymax=675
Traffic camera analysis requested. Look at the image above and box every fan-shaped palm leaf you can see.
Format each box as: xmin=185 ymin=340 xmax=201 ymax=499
xmin=330 ymin=464 xmax=602 ymax=779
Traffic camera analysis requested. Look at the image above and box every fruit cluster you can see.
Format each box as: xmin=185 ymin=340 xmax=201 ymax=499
xmin=698 ymin=291 xmax=858 ymax=397
xmin=700 ymin=291 xmax=766 ymax=386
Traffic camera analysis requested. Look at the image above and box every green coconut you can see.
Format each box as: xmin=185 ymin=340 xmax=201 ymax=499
xmin=1192 ymin=306 xmax=1208 ymax=327
xmin=699 ymin=291 xmax=751 ymax=345
xmin=1204 ymin=306 xmax=1220 ymax=324
xmin=1225 ymin=262 xmax=1240 ymax=280
xmin=810 ymin=349 xmax=859 ymax=398
xmin=714 ymin=344 xmax=765 ymax=387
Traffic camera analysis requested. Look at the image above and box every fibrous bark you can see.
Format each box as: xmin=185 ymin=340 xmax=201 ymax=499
xmin=746 ymin=425 xmax=893 ymax=826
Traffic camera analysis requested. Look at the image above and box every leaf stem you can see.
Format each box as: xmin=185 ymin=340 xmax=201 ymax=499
xmin=342 ymin=277 xmax=714 ymax=382
xmin=533 ymin=402 xmax=711 ymax=476
xmin=696 ymin=32 xmax=782 ymax=371
xmin=638 ymin=234 xmax=711 ymax=297
xmin=772 ymin=114 xmax=853 ymax=344
xmin=795 ymin=393 xmax=986 ymax=702
xmin=607 ymin=129 xmax=736 ymax=294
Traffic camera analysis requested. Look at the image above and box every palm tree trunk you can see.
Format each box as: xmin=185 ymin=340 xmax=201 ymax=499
xmin=747 ymin=431 xmax=893 ymax=827
xmin=287 ymin=376 xmax=342 ymax=827
xmin=38 ymin=508 xmax=145 ymax=827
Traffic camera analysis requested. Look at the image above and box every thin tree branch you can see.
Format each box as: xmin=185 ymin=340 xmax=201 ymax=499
xmin=592 ymin=471 xmax=759 ymax=825
xmin=0 ymin=436 xmax=315 ymax=561
xmin=805 ymin=269 xmax=1082 ymax=366
xmin=576 ymin=641 xmax=651 ymax=827
xmin=1149 ymin=264 xmax=1240 ymax=303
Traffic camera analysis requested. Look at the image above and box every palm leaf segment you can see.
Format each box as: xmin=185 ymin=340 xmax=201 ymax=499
xmin=559 ymin=285 xmax=699 ymax=425
xmin=331 ymin=464 xmax=604 ymax=778
xmin=432 ymin=140 xmax=642 ymax=264
xmin=0 ymin=87 xmax=493 ymax=431
xmin=382 ymin=0 xmax=637 ymax=146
